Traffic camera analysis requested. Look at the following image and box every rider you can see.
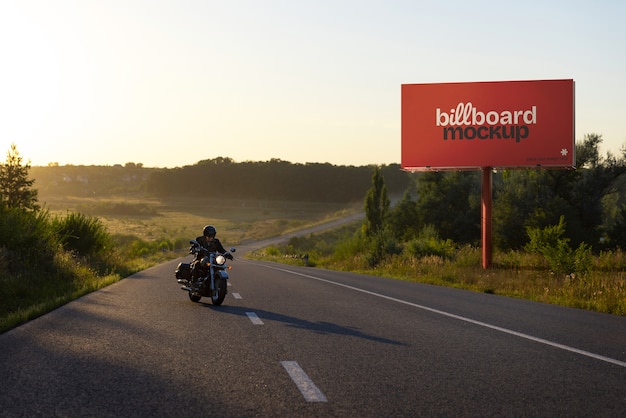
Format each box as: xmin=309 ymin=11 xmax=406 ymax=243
xmin=191 ymin=225 xmax=232 ymax=281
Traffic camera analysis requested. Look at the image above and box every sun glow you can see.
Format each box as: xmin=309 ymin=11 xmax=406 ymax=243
xmin=1 ymin=1 xmax=625 ymax=168
xmin=0 ymin=2 xmax=97 ymax=164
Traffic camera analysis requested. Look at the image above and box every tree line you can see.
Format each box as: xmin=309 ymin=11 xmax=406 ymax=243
xmin=29 ymin=158 xmax=413 ymax=203
xmin=381 ymin=134 xmax=626 ymax=253
xmin=145 ymin=158 xmax=412 ymax=202
xmin=11 ymin=133 xmax=626 ymax=255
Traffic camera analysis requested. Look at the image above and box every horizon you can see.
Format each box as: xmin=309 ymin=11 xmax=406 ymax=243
xmin=29 ymin=156 xmax=402 ymax=169
xmin=2 ymin=1 xmax=625 ymax=168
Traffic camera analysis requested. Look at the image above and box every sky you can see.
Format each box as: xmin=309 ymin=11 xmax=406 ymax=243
xmin=1 ymin=0 xmax=625 ymax=168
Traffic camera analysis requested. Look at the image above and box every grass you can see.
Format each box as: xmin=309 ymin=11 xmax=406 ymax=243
xmin=1 ymin=274 xmax=121 ymax=333
xmin=248 ymin=222 xmax=626 ymax=316
xmin=41 ymin=194 xmax=361 ymax=244
xmin=4 ymin=193 xmax=624 ymax=336
xmin=0 ymin=195 xmax=361 ymax=334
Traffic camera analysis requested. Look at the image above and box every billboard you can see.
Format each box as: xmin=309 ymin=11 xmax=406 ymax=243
xmin=401 ymin=79 xmax=575 ymax=171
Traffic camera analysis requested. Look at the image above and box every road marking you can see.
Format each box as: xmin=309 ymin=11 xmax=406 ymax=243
xmin=259 ymin=264 xmax=626 ymax=369
xmin=281 ymin=361 xmax=327 ymax=402
xmin=246 ymin=311 xmax=263 ymax=325
xmin=232 ymin=293 xmax=242 ymax=299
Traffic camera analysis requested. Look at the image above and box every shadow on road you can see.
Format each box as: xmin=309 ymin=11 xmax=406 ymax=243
xmin=201 ymin=303 xmax=407 ymax=347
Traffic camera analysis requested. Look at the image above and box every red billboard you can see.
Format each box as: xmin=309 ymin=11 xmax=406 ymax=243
xmin=401 ymin=79 xmax=575 ymax=171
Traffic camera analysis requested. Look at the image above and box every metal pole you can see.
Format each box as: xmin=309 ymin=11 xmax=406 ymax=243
xmin=481 ymin=167 xmax=492 ymax=269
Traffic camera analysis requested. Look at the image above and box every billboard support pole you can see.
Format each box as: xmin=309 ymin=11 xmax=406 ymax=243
xmin=481 ymin=167 xmax=492 ymax=269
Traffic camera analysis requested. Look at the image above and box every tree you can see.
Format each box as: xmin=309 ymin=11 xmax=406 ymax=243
xmin=0 ymin=143 xmax=39 ymax=211
xmin=415 ymin=171 xmax=481 ymax=244
xmin=387 ymin=191 xmax=419 ymax=241
xmin=363 ymin=166 xmax=390 ymax=237
xmin=493 ymin=134 xmax=626 ymax=250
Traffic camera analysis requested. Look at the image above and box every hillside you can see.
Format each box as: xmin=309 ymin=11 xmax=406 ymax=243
xmin=30 ymin=159 xmax=413 ymax=204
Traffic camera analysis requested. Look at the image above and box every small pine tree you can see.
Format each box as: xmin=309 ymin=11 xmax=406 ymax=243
xmin=0 ymin=143 xmax=39 ymax=211
xmin=363 ymin=166 xmax=390 ymax=237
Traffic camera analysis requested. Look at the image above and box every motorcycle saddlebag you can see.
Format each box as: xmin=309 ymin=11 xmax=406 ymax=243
xmin=175 ymin=262 xmax=192 ymax=281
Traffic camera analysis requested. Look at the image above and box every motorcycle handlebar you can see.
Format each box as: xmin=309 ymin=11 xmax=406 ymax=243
xmin=187 ymin=243 xmax=235 ymax=260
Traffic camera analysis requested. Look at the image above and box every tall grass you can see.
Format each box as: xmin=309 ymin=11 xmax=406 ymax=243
xmin=0 ymin=207 xmax=135 ymax=333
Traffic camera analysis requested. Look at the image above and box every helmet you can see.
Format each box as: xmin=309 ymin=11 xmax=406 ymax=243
xmin=203 ymin=225 xmax=216 ymax=238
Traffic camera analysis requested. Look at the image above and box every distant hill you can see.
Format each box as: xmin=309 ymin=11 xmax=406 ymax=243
xmin=30 ymin=164 xmax=152 ymax=199
xmin=30 ymin=159 xmax=413 ymax=203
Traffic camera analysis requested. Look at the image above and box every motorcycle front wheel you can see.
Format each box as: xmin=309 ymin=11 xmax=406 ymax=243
xmin=211 ymin=278 xmax=227 ymax=306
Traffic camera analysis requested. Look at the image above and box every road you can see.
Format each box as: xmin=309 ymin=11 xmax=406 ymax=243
xmin=1 ymin=230 xmax=625 ymax=416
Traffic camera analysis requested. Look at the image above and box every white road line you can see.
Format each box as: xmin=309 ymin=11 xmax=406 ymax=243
xmin=281 ymin=361 xmax=327 ymax=402
xmin=246 ymin=311 xmax=264 ymax=325
xmin=259 ymin=264 xmax=626 ymax=369
xmin=232 ymin=292 xmax=242 ymax=299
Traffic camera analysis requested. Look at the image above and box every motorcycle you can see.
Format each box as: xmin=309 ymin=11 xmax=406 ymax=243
xmin=175 ymin=239 xmax=236 ymax=305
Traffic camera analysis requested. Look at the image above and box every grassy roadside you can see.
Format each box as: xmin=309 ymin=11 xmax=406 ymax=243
xmin=248 ymin=221 xmax=626 ymax=316
xmin=4 ymin=194 xmax=624 ymax=336
xmin=0 ymin=197 xmax=361 ymax=334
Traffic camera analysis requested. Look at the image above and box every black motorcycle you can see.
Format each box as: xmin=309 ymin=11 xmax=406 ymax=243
xmin=175 ymin=240 xmax=235 ymax=305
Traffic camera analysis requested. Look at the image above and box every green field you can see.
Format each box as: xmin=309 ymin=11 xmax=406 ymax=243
xmin=39 ymin=193 xmax=362 ymax=245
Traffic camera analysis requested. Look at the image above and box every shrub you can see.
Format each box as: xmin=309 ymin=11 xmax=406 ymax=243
xmin=52 ymin=212 xmax=113 ymax=257
xmin=454 ymin=245 xmax=482 ymax=268
xmin=525 ymin=216 xmax=592 ymax=275
xmin=118 ymin=237 xmax=177 ymax=258
xmin=366 ymin=227 xmax=402 ymax=267
xmin=595 ymin=249 xmax=626 ymax=270
xmin=404 ymin=225 xmax=456 ymax=260
xmin=173 ymin=237 xmax=190 ymax=251
xmin=265 ymin=246 xmax=281 ymax=256
xmin=332 ymin=232 xmax=368 ymax=268
xmin=0 ymin=206 xmax=56 ymax=266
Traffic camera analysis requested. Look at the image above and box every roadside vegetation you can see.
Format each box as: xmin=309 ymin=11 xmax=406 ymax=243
xmin=250 ymin=220 xmax=625 ymax=315
xmin=2 ymin=134 xmax=626 ymax=333
xmin=250 ymin=134 xmax=626 ymax=316
xmin=0 ymin=145 xmax=361 ymax=333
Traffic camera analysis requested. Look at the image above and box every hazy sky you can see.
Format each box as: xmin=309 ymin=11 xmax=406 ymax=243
xmin=1 ymin=0 xmax=625 ymax=168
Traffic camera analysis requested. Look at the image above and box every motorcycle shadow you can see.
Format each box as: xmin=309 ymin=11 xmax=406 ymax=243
xmin=200 ymin=303 xmax=406 ymax=346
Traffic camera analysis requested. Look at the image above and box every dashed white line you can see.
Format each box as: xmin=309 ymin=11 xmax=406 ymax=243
xmin=232 ymin=292 xmax=242 ymax=299
xmin=281 ymin=361 xmax=327 ymax=402
xmin=246 ymin=311 xmax=264 ymax=325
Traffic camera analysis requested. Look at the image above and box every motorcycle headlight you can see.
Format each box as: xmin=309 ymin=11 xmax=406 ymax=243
xmin=215 ymin=255 xmax=226 ymax=265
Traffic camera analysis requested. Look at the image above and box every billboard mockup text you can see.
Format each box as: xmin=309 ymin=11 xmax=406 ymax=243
xmin=401 ymin=79 xmax=575 ymax=171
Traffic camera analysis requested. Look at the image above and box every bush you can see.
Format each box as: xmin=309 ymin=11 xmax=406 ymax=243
xmin=265 ymin=246 xmax=281 ymax=256
xmin=332 ymin=231 xmax=368 ymax=269
xmin=366 ymin=227 xmax=402 ymax=267
xmin=454 ymin=245 xmax=482 ymax=268
xmin=173 ymin=237 xmax=189 ymax=251
xmin=404 ymin=225 xmax=456 ymax=260
xmin=117 ymin=236 xmax=178 ymax=258
xmin=52 ymin=212 xmax=113 ymax=257
xmin=525 ymin=216 xmax=592 ymax=275
xmin=0 ymin=206 xmax=56 ymax=267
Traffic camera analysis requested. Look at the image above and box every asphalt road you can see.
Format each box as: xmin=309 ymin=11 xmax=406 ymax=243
xmin=1 ymin=237 xmax=625 ymax=417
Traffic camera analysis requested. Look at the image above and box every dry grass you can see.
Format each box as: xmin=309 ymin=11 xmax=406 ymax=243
xmin=39 ymin=193 xmax=361 ymax=245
